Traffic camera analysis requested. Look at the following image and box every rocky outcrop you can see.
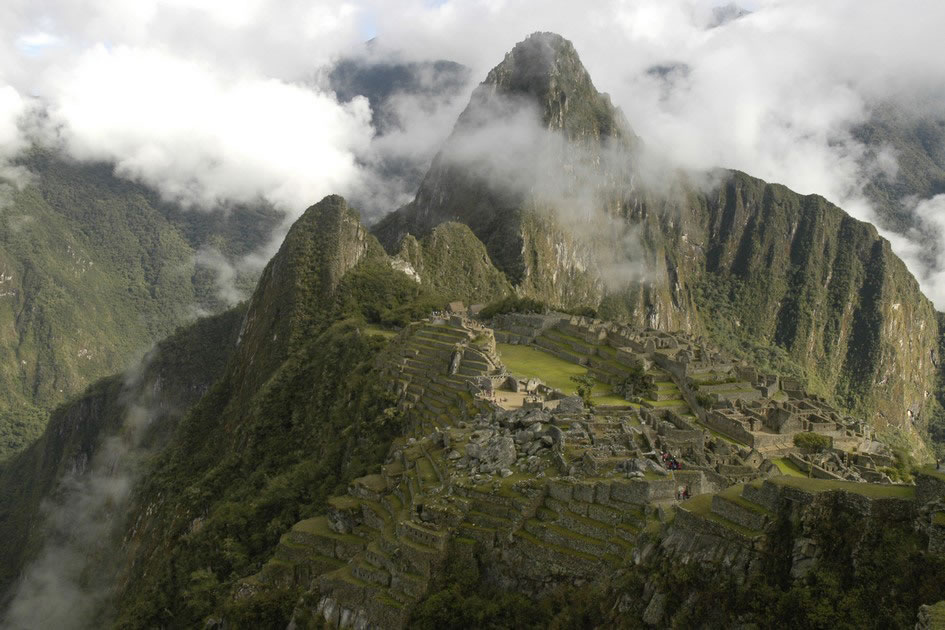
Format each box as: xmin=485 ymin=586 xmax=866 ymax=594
xmin=232 ymin=195 xmax=386 ymax=394
xmin=393 ymin=222 xmax=512 ymax=305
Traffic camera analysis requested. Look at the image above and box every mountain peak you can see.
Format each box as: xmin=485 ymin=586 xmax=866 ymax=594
xmin=484 ymin=32 xmax=581 ymax=93
xmin=477 ymin=32 xmax=624 ymax=136
xmin=373 ymin=32 xmax=637 ymax=287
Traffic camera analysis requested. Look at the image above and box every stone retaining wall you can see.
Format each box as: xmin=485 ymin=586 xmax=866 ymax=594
xmin=917 ymin=470 xmax=945 ymax=504
xmin=742 ymin=482 xmax=781 ymax=512
xmin=710 ymin=496 xmax=768 ymax=530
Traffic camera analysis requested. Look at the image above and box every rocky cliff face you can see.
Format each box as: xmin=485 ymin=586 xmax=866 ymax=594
xmin=611 ymin=474 xmax=945 ymax=628
xmin=683 ymin=172 xmax=940 ymax=430
xmin=374 ymin=32 xmax=941 ymax=436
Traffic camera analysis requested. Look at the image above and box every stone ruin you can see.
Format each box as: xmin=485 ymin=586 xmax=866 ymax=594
xmin=245 ymin=310 xmax=918 ymax=629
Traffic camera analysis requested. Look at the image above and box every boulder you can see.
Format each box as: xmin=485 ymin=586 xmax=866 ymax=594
xmin=556 ymin=396 xmax=585 ymax=413
xmin=643 ymin=592 xmax=667 ymax=626
xmin=473 ymin=436 xmax=517 ymax=472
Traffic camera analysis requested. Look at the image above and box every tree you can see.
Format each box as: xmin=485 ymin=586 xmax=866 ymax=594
xmin=570 ymin=372 xmax=596 ymax=407
xmin=615 ymin=366 xmax=654 ymax=400
xmin=793 ymin=432 xmax=832 ymax=453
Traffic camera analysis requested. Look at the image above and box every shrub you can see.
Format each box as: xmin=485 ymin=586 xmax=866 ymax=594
xmin=793 ymin=432 xmax=832 ymax=453
xmin=478 ymin=296 xmax=549 ymax=319
xmin=570 ymin=372 xmax=596 ymax=407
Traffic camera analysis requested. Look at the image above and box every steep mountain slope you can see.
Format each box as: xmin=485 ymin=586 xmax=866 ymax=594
xmin=857 ymin=105 xmax=945 ymax=235
xmin=373 ymin=32 xmax=637 ymax=303
xmin=104 ymin=196 xmax=445 ymax=627
xmin=392 ymin=222 xmax=512 ymax=305
xmin=0 ymin=305 xmax=245 ymax=624
xmin=0 ymin=151 xmax=280 ymax=459
xmin=374 ymin=31 xmax=940 ymax=438
xmin=0 ymin=194 xmax=510 ymax=626
xmin=2 ymin=32 xmax=944 ymax=630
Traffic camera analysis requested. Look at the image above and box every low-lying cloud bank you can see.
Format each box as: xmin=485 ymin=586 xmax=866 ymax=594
xmin=0 ymin=0 xmax=943 ymax=305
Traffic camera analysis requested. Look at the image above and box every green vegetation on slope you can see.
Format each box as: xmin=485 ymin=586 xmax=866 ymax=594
xmin=619 ymin=489 xmax=944 ymax=629
xmin=410 ymin=540 xmax=606 ymax=629
xmin=0 ymin=305 xmax=246 ymax=596
xmin=396 ymin=222 xmax=513 ymax=305
xmin=110 ymin=197 xmax=451 ymax=627
xmin=0 ymin=151 xmax=279 ymax=460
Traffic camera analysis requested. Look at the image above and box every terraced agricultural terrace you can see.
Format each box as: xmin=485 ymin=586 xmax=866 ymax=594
xmin=256 ymin=309 xmax=935 ymax=629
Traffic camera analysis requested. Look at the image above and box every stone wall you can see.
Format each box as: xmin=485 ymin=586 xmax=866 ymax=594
xmin=740 ymin=483 xmax=775 ymax=512
xmin=917 ymin=470 xmax=945 ymax=504
xmin=710 ymin=496 xmax=768 ymax=530
xmin=704 ymin=411 xmax=755 ymax=446
xmin=787 ymin=453 xmax=843 ymax=480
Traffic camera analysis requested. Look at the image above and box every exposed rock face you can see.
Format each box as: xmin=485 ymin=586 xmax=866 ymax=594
xmin=689 ymin=173 xmax=940 ymax=428
xmin=374 ymin=32 xmax=635 ymax=309
xmin=465 ymin=433 xmax=516 ymax=472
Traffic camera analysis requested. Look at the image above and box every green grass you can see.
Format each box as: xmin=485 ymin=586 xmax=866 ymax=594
xmin=644 ymin=398 xmax=688 ymax=408
xmin=774 ymin=458 xmax=807 ymax=478
xmin=717 ymin=484 xmax=774 ymax=516
xmin=327 ymin=495 xmax=360 ymax=510
xmin=919 ymin=467 xmax=945 ymax=482
xmin=354 ymin=474 xmax=388 ymax=493
xmin=770 ymin=476 xmax=916 ymax=499
xmin=362 ymin=324 xmax=398 ymax=339
xmin=682 ymin=493 xmax=714 ymax=516
xmin=921 ymin=601 xmax=945 ymax=626
xmin=293 ymin=517 xmax=367 ymax=544
xmin=496 ymin=343 xmax=630 ymax=406
xmin=416 ymin=458 xmax=438 ymax=484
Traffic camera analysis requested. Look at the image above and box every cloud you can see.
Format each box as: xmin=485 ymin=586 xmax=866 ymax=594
xmin=359 ymin=0 xmax=945 ymax=306
xmin=49 ymin=44 xmax=374 ymax=212
xmin=195 ymin=247 xmax=246 ymax=307
xmin=0 ymin=87 xmax=27 ymax=162
xmin=894 ymin=195 xmax=945 ymax=308
xmin=1 ymin=361 xmax=159 ymax=630
xmin=0 ymin=0 xmax=373 ymax=217
xmin=0 ymin=0 xmax=943 ymax=304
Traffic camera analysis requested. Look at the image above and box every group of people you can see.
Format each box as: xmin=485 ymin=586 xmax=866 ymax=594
xmin=661 ymin=451 xmax=683 ymax=471
xmin=675 ymin=486 xmax=691 ymax=500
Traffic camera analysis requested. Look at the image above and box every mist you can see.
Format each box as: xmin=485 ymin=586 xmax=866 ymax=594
xmin=0 ymin=1 xmax=943 ymax=305
xmin=361 ymin=0 xmax=945 ymax=307
xmin=0 ymin=357 xmax=164 ymax=629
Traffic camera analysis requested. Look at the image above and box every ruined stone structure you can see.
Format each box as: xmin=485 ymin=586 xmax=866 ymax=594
xmin=246 ymin=311 xmax=916 ymax=628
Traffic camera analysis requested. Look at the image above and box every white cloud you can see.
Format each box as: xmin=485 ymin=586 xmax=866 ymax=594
xmin=358 ymin=0 xmax=945 ymax=306
xmin=50 ymin=44 xmax=373 ymax=212
xmin=0 ymin=0 xmax=372 ymax=218
xmin=0 ymin=0 xmax=943 ymax=302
